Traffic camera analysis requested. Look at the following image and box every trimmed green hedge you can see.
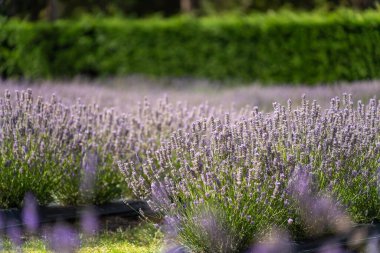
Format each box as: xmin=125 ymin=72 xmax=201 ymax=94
xmin=2 ymin=10 xmax=380 ymax=84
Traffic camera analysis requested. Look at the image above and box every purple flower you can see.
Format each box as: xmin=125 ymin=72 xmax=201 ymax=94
xmin=22 ymin=192 xmax=39 ymax=233
xmin=80 ymin=207 xmax=99 ymax=236
xmin=47 ymin=223 xmax=80 ymax=253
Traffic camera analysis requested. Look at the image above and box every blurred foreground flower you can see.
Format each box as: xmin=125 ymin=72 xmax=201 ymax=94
xmin=21 ymin=192 xmax=39 ymax=233
xmin=47 ymin=223 xmax=80 ymax=253
xmin=80 ymin=207 xmax=99 ymax=236
xmin=289 ymin=167 xmax=352 ymax=236
xmin=247 ymin=229 xmax=293 ymax=253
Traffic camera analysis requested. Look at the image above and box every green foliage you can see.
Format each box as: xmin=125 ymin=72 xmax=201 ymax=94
xmin=199 ymin=0 xmax=379 ymax=13
xmin=0 ymin=134 xmax=56 ymax=208
xmin=2 ymin=10 xmax=380 ymax=84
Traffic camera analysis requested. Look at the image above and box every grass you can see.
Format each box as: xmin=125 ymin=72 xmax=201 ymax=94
xmin=1 ymin=223 xmax=163 ymax=253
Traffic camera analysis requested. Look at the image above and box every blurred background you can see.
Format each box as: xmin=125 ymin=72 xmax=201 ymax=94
xmin=2 ymin=0 xmax=380 ymax=86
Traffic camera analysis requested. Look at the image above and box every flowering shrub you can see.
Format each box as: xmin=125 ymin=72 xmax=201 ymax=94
xmin=0 ymin=89 xmax=130 ymax=206
xmin=120 ymin=94 xmax=380 ymax=252
xmin=0 ymin=89 xmax=220 ymax=207
xmin=0 ymin=90 xmax=57 ymax=207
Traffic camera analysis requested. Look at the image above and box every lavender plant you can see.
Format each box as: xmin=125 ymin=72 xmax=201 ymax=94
xmin=0 ymin=89 xmax=128 ymax=206
xmin=0 ymin=89 xmax=222 ymax=207
xmin=120 ymin=94 xmax=379 ymax=252
xmin=0 ymin=90 xmax=57 ymax=207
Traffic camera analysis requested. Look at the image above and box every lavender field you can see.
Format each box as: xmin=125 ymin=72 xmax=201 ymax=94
xmin=2 ymin=78 xmax=380 ymax=111
xmin=0 ymin=79 xmax=379 ymax=252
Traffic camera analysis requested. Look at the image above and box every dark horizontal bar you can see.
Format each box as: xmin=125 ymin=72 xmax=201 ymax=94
xmin=0 ymin=200 xmax=155 ymax=229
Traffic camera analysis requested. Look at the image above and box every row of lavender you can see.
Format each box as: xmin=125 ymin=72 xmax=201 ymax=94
xmin=0 ymin=89 xmax=214 ymax=207
xmin=119 ymin=94 xmax=380 ymax=252
xmin=1 ymin=88 xmax=379 ymax=252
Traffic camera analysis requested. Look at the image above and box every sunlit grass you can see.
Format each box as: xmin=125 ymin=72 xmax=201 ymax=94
xmin=1 ymin=223 xmax=163 ymax=253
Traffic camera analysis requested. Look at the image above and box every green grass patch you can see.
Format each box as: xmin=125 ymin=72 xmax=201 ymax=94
xmin=1 ymin=224 xmax=163 ymax=253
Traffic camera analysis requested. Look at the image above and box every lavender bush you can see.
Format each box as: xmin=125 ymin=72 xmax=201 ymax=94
xmin=0 ymin=89 xmax=222 ymax=207
xmin=120 ymin=94 xmax=379 ymax=252
xmin=0 ymin=90 xmax=57 ymax=207
xmin=0 ymin=89 xmax=129 ymax=206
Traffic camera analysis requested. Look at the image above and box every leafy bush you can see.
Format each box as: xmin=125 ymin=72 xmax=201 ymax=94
xmin=2 ymin=10 xmax=380 ymax=84
xmin=120 ymin=94 xmax=379 ymax=252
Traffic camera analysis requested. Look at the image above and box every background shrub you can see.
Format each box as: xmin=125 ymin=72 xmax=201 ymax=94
xmin=2 ymin=10 xmax=380 ymax=84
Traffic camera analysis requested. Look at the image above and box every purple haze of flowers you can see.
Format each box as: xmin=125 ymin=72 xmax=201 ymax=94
xmin=80 ymin=207 xmax=99 ymax=236
xmin=48 ymin=223 xmax=80 ymax=253
xmin=21 ymin=192 xmax=39 ymax=233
